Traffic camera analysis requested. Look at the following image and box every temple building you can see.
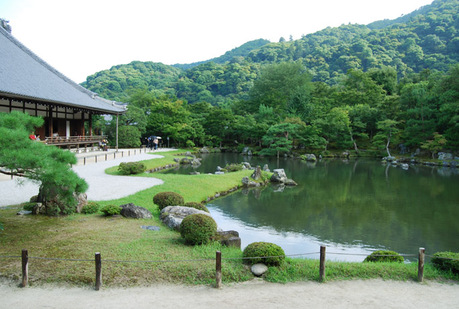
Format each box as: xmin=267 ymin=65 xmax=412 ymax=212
xmin=0 ymin=19 xmax=125 ymax=150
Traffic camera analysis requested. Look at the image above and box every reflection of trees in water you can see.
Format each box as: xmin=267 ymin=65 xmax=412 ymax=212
xmin=213 ymin=159 xmax=459 ymax=255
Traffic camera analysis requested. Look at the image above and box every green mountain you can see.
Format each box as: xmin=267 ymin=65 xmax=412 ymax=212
xmin=172 ymin=39 xmax=270 ymax=70
xmin=82 ymin=0 xmax=458 ymax=105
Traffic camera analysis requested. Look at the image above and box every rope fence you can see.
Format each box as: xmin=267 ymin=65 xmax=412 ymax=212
xmin=1 ymin=246 xmax=457 ymax=290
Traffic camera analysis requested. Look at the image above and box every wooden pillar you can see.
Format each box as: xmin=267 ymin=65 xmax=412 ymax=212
xmin=49 ymin=106 xmax=54 ymax=136
xmin=418 ymin=248 xmax=425 ymax=282
xmin=89 ymin=113 xmax=93 ymax=136
xmin=319 ymin=246 xmax=326 ymax=282
xmin=21 ymin=249 xmax=28 ymax=287
xmin=116 ymin=114 xmax=119 ymax=151
xmin=95 ymin=252 xmax=102 ymax=290
xmin=216 ymin=251 xmax=222 ymax=289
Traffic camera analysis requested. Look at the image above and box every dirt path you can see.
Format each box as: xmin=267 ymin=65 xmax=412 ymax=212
xmin=1 ymin=278 xmax=458 ymax=309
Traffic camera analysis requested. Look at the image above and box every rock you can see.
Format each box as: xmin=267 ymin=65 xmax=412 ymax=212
xmin=263 ymin=164 xmax=270 ymax=172
xmin=160 ymin=206 xmax=212 ymax=231
xmin=400 ymin=163 xmax=409 ymax=170
xmin=438 ymin=152 xmax=453 ymax=160
xmin=247 ymin=150 xmax=253 ymax=156
xmin=242 ymin=176 xmax=260 ymax=188
xmin=215 ymin=171 xmax=225 ymax=175
xmin=199 ymin=147 xmax=210 ymax=153
xmin=191 ymin=158 xmax=201 ymax=166
xmin=341 ymin=151 xmax=350 ymax=158
xmin=189 ymin=171 xmax=200 ymax=175
xmin=284 ymin=179 xmax=298 ymax=186
xmin=251 ymin=166 xmax=262 ymax=180
xmin=242 ymin=162 xmax=252 ymax=169
xmin=180 ymin=157 xmax=192 ymax=164
xmin=120 ymin=203 xmax=152 ymax=219
xmin=17 ymin=210 xmax=32 ymax=215
xmin=303 ymin=154 xmax=317 ymax=162
xmin=270 ymin=169 xmax=288 ymax=183
xmin=241 ymin=147 xmax=250 ymax=155
xmin=251 ymin=263 xmax=268 ymax=277
xmin=215 ymin=230 xmax=241 ymax=249
xmin=74 ymin=193 xmax=88 ymax=214
xmin=33 ymin=203 xmax=45 ymax=215
xmin=141 ymin=225 xmax=160 ymax=231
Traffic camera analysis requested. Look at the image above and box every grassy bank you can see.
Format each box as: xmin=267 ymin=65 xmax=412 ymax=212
xmin=0 ymin=149 xmax=457 ymax=287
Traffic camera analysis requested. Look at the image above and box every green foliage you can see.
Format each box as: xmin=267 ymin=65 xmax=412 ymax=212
xmin=0 ymin=112 xmax=88 ymax=215
xmin=184 ymin=202 xmax=209 ymax=213
xmin=22 ymin=202 xmax=36 ymax=211
xmin=242 ymin=242 xmax=286 ymax=266
xmin=179 ymin=214 xmax=217 ymax=245
xmin=222 ymin=163 xmax=244 ymax=172
xmin=153 ymin=191 xmax=185 ymax=210
xmin=432 ymin=251 xmax=459 ymax=274
xmin=363 ymin=250 xmax=404 ymax=263
xmin=100 ymin=204 xmax=121 ymax=216
xmin=421 ymin=132 xmax=447 ymax=158
xmin=81 ymin=202 xmax=101 ymax=214
xmin=118 ymin=125 xmax=141 ymax=148
xmin=118 ymin=162 xmax=147 ymax=175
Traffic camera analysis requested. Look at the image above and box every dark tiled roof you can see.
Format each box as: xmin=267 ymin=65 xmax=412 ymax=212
xmin=0 ymin=26 xmax=125 ymax=114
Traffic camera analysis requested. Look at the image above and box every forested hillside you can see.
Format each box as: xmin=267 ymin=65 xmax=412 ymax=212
xmin=84 ymin=0 xmax=459 ymax=156
xmin=82 ymin=0 xmax=458 ymax=105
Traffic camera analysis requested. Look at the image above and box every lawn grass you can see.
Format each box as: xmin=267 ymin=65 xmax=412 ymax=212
xmin=0 ymin=149 xmax=457 ymax=287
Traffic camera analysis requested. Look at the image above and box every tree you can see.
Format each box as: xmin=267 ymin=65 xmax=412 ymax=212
xmin=248 ymin=62 xmax=313 ymax=118
xmin=0 ymin=112 xmax=88 ymax=215
xmin=374 ymin=119 xmax=400 ymax=157
xmin=118 ymin=125 xmax=141 ymax=148
xmin=421 ymin=132 xmax=447 ymax=159
xmin=260 ymin=122 xmax=299 ymax=158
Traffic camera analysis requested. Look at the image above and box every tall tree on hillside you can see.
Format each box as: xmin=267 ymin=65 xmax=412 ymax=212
xmin=247 ymin=62 xmax=314 ymax=119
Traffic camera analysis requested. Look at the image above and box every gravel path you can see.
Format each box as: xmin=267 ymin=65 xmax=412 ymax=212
xmin=1 ymin=278 xmax=458 ymax=309
xmin=0 ymin=150 xmax=169 ymax=207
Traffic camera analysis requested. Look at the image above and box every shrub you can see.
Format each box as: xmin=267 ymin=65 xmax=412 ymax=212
xmin=223 ymin=163 xmax=244 ymax=172
xmin=180 ymin=214 xmax=217 ymax=245
xmin=432 ymin=251 xmax=459 ymax=274
xmin=22 ymin=202 xmax=36 ymax=211
xmin=364 ymin=250 xmax=404 ymax=263
xmin=100 ymin=204 xmax=121 ymax=216
xmin=118 ymin=162 xmax=146 ymax=175
xmin=153 ymin=192 xmax=184 ymax=210
xmin=185 ymin=202 xmax=209 ymax=213
xmin=186 ymin=140 xmax=195 ymax=148
xmin=81 ymin=202 xmax=100 ymax=214
xmin=242 ymin=242 xmax=285 ymax=266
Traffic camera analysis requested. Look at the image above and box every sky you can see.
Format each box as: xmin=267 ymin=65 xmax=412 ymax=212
xmin=1 ymin=0 xmax=434 ymax=83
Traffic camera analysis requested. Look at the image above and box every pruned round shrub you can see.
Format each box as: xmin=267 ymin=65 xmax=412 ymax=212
xmin=432 ymin=251 xmax=459 ymax=274
xmin=364 ymin=250 xmax=404 ymax=263
xmin=118 ymin=162 xmax=146 ymax=175
xmin=22 ymin=202 xmax=36 ymax=211
xmin=100 ymin=204 xmax=121 ymax=216
xmin=153 ymin=191 xmax=184 ymax=210
xmin=184 ymin=202 xmax=209 ymax=213
xmin=82 ymin=202 xmax=100 ymax=214
xmin=180 ymin=214 xmax=217 ymax=245
xmin=242 ymin=242 xmax=285 ymax=266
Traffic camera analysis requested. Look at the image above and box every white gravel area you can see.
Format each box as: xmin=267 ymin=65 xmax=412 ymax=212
xmin=0 ymin=150 xmax=168 ymax=207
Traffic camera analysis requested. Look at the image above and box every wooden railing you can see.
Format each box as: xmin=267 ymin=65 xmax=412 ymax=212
xmin=44 ymin=135 xmax=106 ymax=147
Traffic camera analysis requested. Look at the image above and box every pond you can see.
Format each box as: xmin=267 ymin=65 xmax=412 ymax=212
xmin=164 ymin=153 xmax=459 ymax=262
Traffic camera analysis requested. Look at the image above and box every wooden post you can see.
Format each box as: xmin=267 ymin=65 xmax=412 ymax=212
xmin=21 ymin=249 xmax=28 ymax=287
xmin=319 ymin=246 xmax=326 ymax=282
xmin=105 ymin=154 xmax=107 ymax=161
xmin=216 ymin=251 xmax=222 ymax=289
xmin=95 ymin=155 xmax=98 ymax=163
xmin=84 ymin=157 xmax=86 ymax=165
xmin=95 ymin=252 xmax=102 ymax=291
xmin=418 ymin=247 xmax=425 ymax=282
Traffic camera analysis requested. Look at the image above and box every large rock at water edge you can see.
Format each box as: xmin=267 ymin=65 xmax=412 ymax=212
xmin=270 ymin=169 xmax=288 ymax=183
xmin=120 ymin=203 xmax=152 ymax=219
xmin=160 ymin=206 xmax=212 ymax=231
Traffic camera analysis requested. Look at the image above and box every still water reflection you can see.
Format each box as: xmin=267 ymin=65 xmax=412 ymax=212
xmin=164 ymin=153 xmax=459 ymax=261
